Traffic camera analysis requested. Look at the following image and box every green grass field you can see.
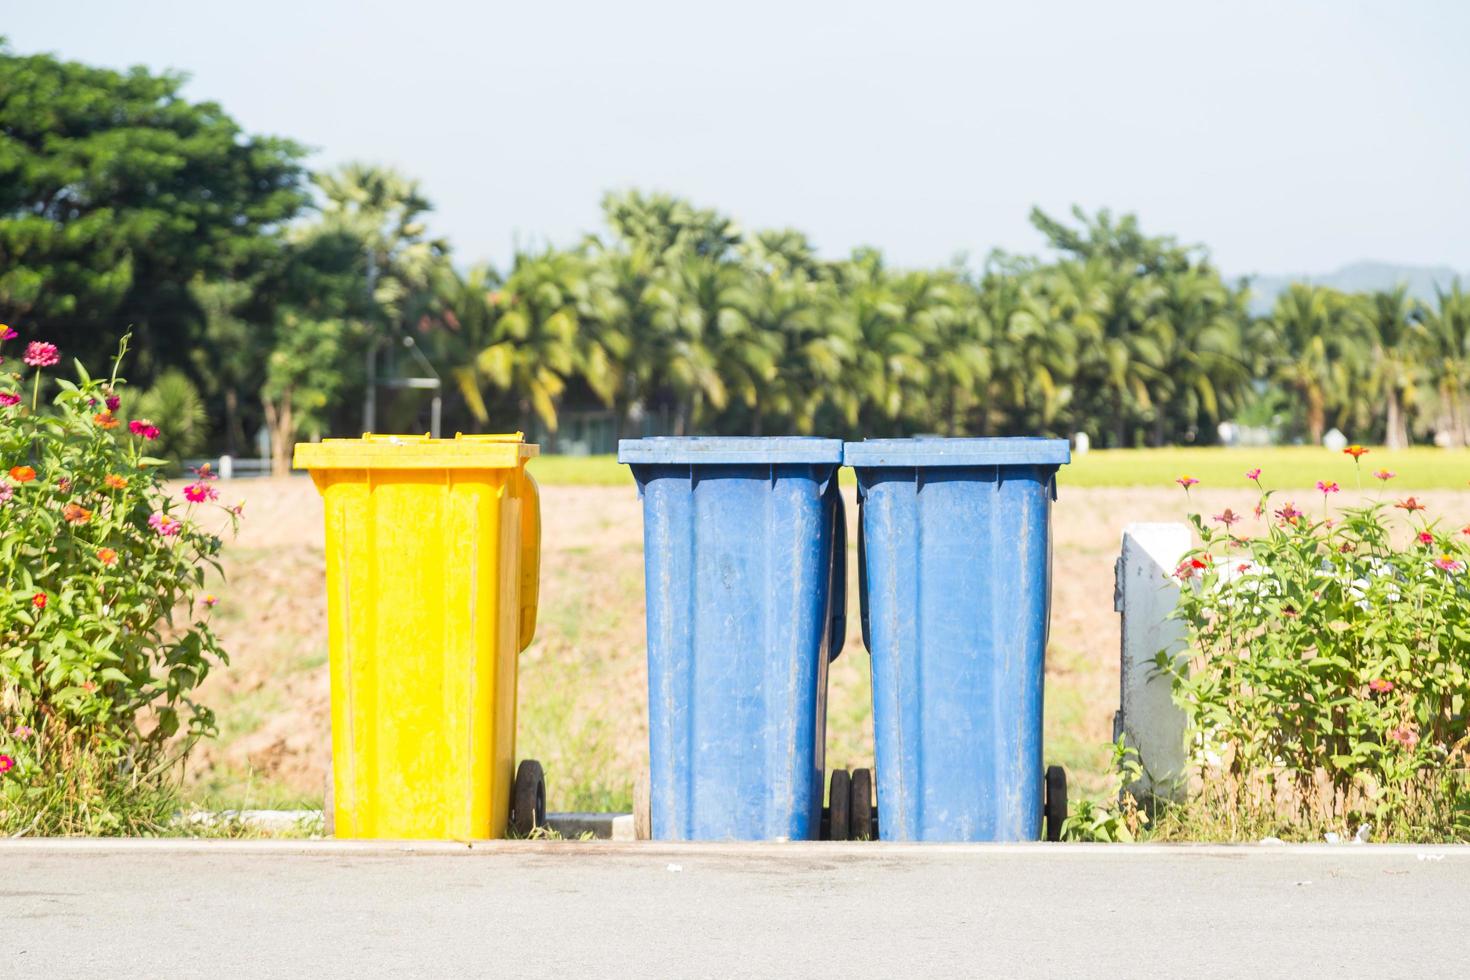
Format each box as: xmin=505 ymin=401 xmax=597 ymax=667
xmin=529 ymin=445 xmax=1470 ymax=490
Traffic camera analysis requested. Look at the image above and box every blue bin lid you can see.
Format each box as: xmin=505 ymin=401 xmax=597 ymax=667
xmin=618 ymin=436 xmax=843 ymax=465
xmin=843 ymin=437 xmax=1070 ymax=468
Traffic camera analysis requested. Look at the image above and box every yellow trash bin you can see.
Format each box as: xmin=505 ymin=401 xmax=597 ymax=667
xmin=293 ymin=432 xmax=543 ymax=839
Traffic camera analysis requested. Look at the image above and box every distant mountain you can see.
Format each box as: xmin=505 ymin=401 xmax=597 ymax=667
xmin=1241 ymin=261 xmax=1467 ymax=315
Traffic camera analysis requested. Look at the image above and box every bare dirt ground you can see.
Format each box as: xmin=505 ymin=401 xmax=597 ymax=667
xmin=187 ymin=478 xmax=1469 ymax=810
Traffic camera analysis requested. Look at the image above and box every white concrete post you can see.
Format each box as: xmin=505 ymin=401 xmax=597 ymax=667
xmin=1113 ymin=523 xmax=1191 ymax=801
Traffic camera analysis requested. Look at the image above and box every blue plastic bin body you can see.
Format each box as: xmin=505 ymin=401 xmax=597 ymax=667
xmin=619 ymin=437 xmax=846 ymax=841
xmin=845 ymin=438 xmax=1069 ymax=842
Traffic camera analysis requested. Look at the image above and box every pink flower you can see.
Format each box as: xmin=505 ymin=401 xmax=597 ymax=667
xmin=129 ymin=419 xmax=160 ymax=440
xmin=11 ymin=725 xmax=33 ymax=739
xmin=230 ymin=501 xmax=245 ymax=517
xmin=148 ymin=512 xmax=182 ymax=537
xmin=192 ymin=463 xmax=218 ymax=481
xmin=1368 ymin=679 xmax=1394 ymax=694
xmin=0 ymin=392 xmax=18 ymax=407
xmin=1434 ymin=554 xmax=1462 ymax=573
xmin=0 ymin=484 xmax=12 ymax=504
xmin=0 ymin=325 xmax=17 ymax=341
xmin=1213 ymin=508 xmax=1241 ymax=527
xmin=0 ymin=754 xmax=13 ymax=775
xmin=1176 ymin=476 xmax=1199 ymax=490
xmin=203 ymin=594 xmax=218 ymax=608
xmin=1373 ymin=470 xmax=1395 ymax=482
xmin=1387 ymin=726 xmax=1420 ymax=750
xmin=1274 ymin=503 xmax=1303 ymax=525
xmin=1174 ymin=557 xmax=1209 ymax=581
xmin=1246 ymin=468 xmax=1262 ymax=482
xmin=23 ymin=341 xmax=59 ymax=368
xmin=1316 ymin=480 xmax=1339 ymax=495
xmin=183 ymin=482 xmax=219 ymax=503
xmin=1236 ymin=562 xmax=1250 ymax=573
xmin=1418 ymin=531 xmax=1434 ymax=546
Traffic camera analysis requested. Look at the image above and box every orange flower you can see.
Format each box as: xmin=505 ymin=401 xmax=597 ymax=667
xmin=93 ymin=411 xmax=120 ymax=430
xmin=9 ymin=465 xmax=36 ymax=483
xmin=1344 ymin=445 xmax=1368 ymax=459
xmin=97 ymin=547 xmax=118 ymax=566
xmin=104 ymin=474 xmax=128 ymax=490
xmin=31 ymin=593 xmax=46 ymax=609
xmin=62 ymin=502 xmax=92 ymax=524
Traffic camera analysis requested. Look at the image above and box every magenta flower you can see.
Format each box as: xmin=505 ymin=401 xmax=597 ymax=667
xmin=183 ymin=482 xmax=219 ymax=503
xmin=23 ymin=341 xmax=59 ymax=368
xmin=129 ymin=419 xmax=160 ymax=441
xmin=1274 ymin=502 xmax=1303 ymax=525
xmin=1246 ymin=468 xmax=1262 ymax=482
xmin=1418 ymin=531 xmax=1434 ymax=546
xmin=1176 ymin=476 xmax=1199 ymax=491
xmin=0 ymin=325 xmax=17 ymax=341
xmin=1316 ymin=480 xmax=1339 ymax=495
xmin=105 ymin=393 xmax=121 ymax=412
xmin=0 ymin=392 xmax=18 ymax=407
xmin=148 ymin=512 xmax=182 ymax=537
xmin=0 ymin=754 xmax=13 ymax=775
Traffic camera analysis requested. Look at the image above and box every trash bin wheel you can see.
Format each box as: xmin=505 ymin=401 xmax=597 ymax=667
xmin=511 ymin=759 xmax=547 ymax=837
xmin=827 ymin=769 xmax=851 ymax=841
xmin=850 ymin=768 xmax=874 ymax=840
xmin=1044 ymin=765 xmax=1067 ymax=842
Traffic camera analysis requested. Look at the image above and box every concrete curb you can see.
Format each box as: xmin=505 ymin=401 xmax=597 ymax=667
xmin=1 ymin=837 xmax=1464 ymax=858
xmin=174 ymin=809 xmax=634 ymax=840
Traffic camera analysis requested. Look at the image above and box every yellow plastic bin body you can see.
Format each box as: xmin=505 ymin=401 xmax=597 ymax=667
xmin=293 ymin=433 xmax=540 ymax=839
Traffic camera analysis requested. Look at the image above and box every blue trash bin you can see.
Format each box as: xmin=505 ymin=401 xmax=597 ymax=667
xmin=845 ymin=437 xmax=1070 ymax=842
xmin=619 ymin=437 xmax=847 ymax=840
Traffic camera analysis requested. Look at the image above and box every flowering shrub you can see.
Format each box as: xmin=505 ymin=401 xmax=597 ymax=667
xmin=1164 ymin=458 xmax=1470 ymax=841
xmin=0 ymin=333 xmax=238 ymax=833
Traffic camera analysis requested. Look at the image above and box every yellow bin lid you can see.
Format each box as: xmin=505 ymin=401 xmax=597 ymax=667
xmin=293 ymin=432 xmax=539 ymax=470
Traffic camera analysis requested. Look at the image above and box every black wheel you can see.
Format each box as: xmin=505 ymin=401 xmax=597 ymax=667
xmin=511 ymin=759 xmax=546 ymax=837
xmin=827 ymin=769 xmax=851 ymax=841
xmin=1044 ymin=765 xmax=1067 ymax=842
xmin=850 ymin=768 xmax=874 ymax=840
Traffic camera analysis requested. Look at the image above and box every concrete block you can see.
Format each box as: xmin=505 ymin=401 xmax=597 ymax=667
xmin=1114 ymin=522 xmax=1191 ymax=800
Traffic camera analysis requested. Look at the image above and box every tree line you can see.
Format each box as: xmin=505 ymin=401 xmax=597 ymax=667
xmin=4 ymin=44 xmax=1469 ymax=470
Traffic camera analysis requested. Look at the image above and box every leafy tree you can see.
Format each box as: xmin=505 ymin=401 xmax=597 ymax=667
xmin=0 ymin=43 xmax=308 ymax=378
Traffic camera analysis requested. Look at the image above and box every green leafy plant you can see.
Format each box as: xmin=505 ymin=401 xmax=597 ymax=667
xmin=1062 ymin=737 xmax=1149 ymax=842
xmin=0 ymin=332 xmax=240 ymax=835
xmin=1161 ymin=456 xmax=1470 ymax=841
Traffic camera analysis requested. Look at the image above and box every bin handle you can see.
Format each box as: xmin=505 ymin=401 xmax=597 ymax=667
xmin=518 ymin=469 xmax=541 ymax=652
xmin=827 ymin=486 xmax=847 ymax=661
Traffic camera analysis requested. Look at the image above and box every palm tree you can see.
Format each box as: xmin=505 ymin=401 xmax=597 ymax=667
xmin=1417 ymin=282 xmax=1470 ymax=446
xmin=1261 ymin=284 xmax=1371 ymax=445
xmin=1042 ymin=258 xmax=1169 ymax=447
xmin=1365 ymin=286 xmax=1422 ymax=448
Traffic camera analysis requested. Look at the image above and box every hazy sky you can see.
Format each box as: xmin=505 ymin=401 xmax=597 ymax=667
xmin=8 ymin=1 xmax=1468 ymax=277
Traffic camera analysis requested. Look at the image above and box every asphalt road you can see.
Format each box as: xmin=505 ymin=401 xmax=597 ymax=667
xmin=3 ymin=839 xmax=1464 ymax=979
